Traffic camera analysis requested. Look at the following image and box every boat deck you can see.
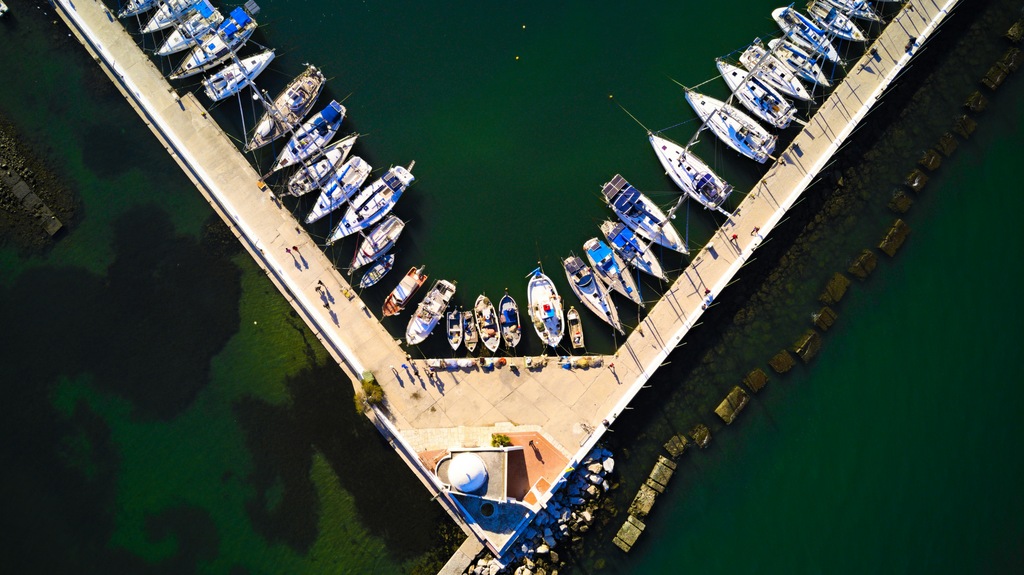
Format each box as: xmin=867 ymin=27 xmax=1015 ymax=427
xmin=54 ymin=0 xmax=958 ymax=557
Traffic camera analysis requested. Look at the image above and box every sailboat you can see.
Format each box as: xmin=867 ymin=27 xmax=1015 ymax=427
xmin=526 ymin=268 xmax=564 ymax=349
xmin=498 ymin=290 xmax=522 ymax=349
xmin=304 ymin=156 xmax=372 ymax=224
xmin=446 ymin=309 xmax=464 ymax=351
xmin=739 ymin=39 xmax=812 ymax=101
xmin=170 ymin=7 xmax=257 ymax=79
xmin=350 ymin=216 xmax=404 ymax=273
xmin=583 ymin=238 xmax=643 ymax=306
xmin=327 ymin=163 xmax=415 ymax=243
xmin=382 ymin=266 xmax=427 ymax=317
xmin=357 ymin=254 xmax=394 ymax=289
xmin=563 ymin=256 xmax=622 ymax=334
xmin=246 ymin=65 xmax=327 ymax=152
xmin=807 ymin=0 xmax=867 ymax=42
xmin=772 ymin=6 xmax=840 ymax=62
xmin=155 ymin=1 xmax=223 ymax=56
xmin=716 ymin=58 xmax=796 ymax=130
xmin=268 ymin=100 xmax=346 ymax=174
xmin=567 ymin=307 xmax=585 ymax=350
xmin=600 ymin=220 xmax=666 ymax=281
xmin=406 ymin=280 xmax=457 ymax=346
xmin=602 ymin=174 xmax=687 ymax=253
xmin=141 ymin=0 xmax=201 ymax=34
xmin=649 ymin=133 xmax=733 ymax=212
xmin=768 ymin=38 xmax=833 ymax=87
xmin=285 ymin=134 xmax=358 ymax=197
xmin=201 ymin=50 xmax=275 ymax=102
xmin=118 ymin=0 xmax=158 ymax=19
xmin=685 ymin=89 xmax=777 ymax=163
xmin=821 ymin=0 xmax=882 ymax=22
xmin=474 ymin=295 xmax=501 ymax=353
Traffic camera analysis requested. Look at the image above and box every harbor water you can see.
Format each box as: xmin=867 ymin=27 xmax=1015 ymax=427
xmin=1 ymin=0 xmax=1021 ymax=573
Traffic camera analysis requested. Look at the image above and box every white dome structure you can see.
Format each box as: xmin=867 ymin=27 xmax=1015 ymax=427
xmin=448 ymin=453 xmax=488 ymax=493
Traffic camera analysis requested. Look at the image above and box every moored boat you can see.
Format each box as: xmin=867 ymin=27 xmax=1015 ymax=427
xmin=286 ymin=134 xmax=359 ymax=197
xmin=602 ymin=174 xmax=687 ymax=253
xmin=141 ymin=0 xmax=201 ymax=34
xmin=716 ymin=58 xmax=796 ymax=130
xmin=649 ymin=133 xmax=733 ymax=212
xmin=350 ymin=215 xmax=404 ymax=273
xmin=821 ymin=0 xmax=882 ymax=22
xmin=446 ymin=309 xmax=464 ymax=351
xmin=564 ymin=256 xmax=622 ymax=334
xmin=327 ymin=163 xmax=415 ymax=243
xmin=155 ymin=1 xmax=223 ymax=56
xmin=600 ymin=220 xmax=666 ymax=281
xmin=498 ymin=290 xmax=522 ymax=349
xmin=739 ymin=39 xmax=812 ymax=101
xmin=201 ymin=50 xmax=275 ymax=102
xmin=768 ymin=38 xmax=833 ymax=87
xmin=567 ymin=307 xmax=585 ymax=350
xmin=583 ymin=238 xmax=642 ymax=306
xmin=118 ymin=0 xmax=157 ymax=19
xmin=463 ymin=310 xmax=479 ymax=353
xmin=357 ymin=253 xmax=395 ymax=289
xmin=268 ymin=100 xmax=346 ymax=174
xmin=170 ymin=7 xmax=257 ymax=79
xmin=406 ymin=280 xmax=457 ymax=346
xmin=807 ymin=0 xmax=866 ymax=42
xmin=526 ymin=268 xmax=564 ymax=349
xmin=305 ymin=156 xmax=372 ymax=224
xmin=685 ymin=89 xmax=777 ymax=163
xmin=771 ymin=6 xmax=840 ymax=62
xmin=246 ymin=65 xmax=327 ymax=152
xmin=382 ymin=265 xmax=427 ymax=317
xmin=474 ymin=295 xmax=501 ymax=353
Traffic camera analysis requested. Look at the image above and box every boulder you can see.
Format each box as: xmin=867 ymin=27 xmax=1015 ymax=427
xmin=580 ymin=510 xmax=593 ymax=524
xmin=602 ymin=457 xmax=615 ymax=473
xmin=847 ymin=249 xmax=877 ymax=279
xmin=769 ymin=350 xmax=796 ymax=374
xmin=586 ymin=485 xmax=600 ymax=497
xmin=715 ymin=386 xmax=750 ymax=424
xmin=586 ymin=462 xmax=603 ymax=474
xmin=791 ymin=330 xmax=822 ymax=363
xmin=536 ymin=544 xmax=550 ymax=555
xmin=812 ymin=306 xmax=838 ymax=332
xmin=743 ymin=368 xmax=769 ymax=393
xmin=488 ymin=562 xmax=502 ymax=575
xmin=663 ymin=434 xmax=689 ymax=459
xmin=549 ymin=551 xmax=560 ymax=564
xmin=878 ymin=219 xmax=910 ymax=257
xmin=819 ymin=272 xmax=851 ymax=305
xmin=587 ymin=474 xmax=604 ymax=486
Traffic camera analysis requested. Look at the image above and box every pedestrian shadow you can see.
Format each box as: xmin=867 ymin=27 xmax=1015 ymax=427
xmin=299 ymin=255 xmax=309 ymax=270
xmin=329 ymin=310 xmax=339 ymax=326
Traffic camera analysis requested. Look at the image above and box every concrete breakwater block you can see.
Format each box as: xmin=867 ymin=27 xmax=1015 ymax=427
xmin=813 ymin=306 xmax=838 ymax=332
xmin=791 ymin=330 xmax=822 ymax=363
xmin=769 ymin=350 xmax=796 ymax=374
xmin=936 ymin=132 xmax=958 ymax=157
xmin=744 ymin=368 xmax=769 ymax=393
xmin=904 ymin=169 xmax=929 ymax=193
xmin=648 ymin=456 xmax=677 ymax=490
xmin=1001 ymin=47 xmax=1022 ymax=72
xmin=982 ymin=62 xmax=1009 ymax=90
xmin=918 ymin=149 xmax=942 ymax=171
xmin=819 ymin=272 xmax=851 ymax=305
xmin=963 ymin=91 xmax=988 ymax=113
xmin=715 ymin=386 xmax=750 ymax=425
xmin=848 ymin=249 xmax=877 ymax=279
xmin=879 ymin=219 xmax=911 ymax=257
xmin=889 ymin=189 xmax=914 ymax=213
xmin=613 ymin=514 xmax=646 ymax=553
xmin=1008 ymin=18 xmax=1024 ymax=43
xmin=689 ymin=424 xmax=712 ymax=448
xmin=663 ymin=434 xmax=689 ymax=459
xmin=953 ymin=115 xmax=977 ymax=139
xmin=628 ymin=484 xmax=659 ymax=519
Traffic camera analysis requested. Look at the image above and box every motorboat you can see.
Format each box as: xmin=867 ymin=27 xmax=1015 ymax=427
xmin=498 ymin=290 xmax=522 ymax=349
xmin=141 ymin=0 xmax=201 ymax=34
xmin=649 ymin=133 xmax=733 ymax=212
xmin=474 ymin=295 xmax=501 ymax=353
xmin=155 ymin=1 xmax=223 ymax=56
xmin=350 ymin=215 xmax=404 ymax=273
xmin=246 ymin=65 xmax=327 ymax=151
xmin=564 ymin=256 xmax=622 ymax=333
xmin=118 ymin=0 xmax=157 ymax=18
xmin=583 ymin=238 xmax=642 ymax=306
xmin=807 ymin=0 xmax=867 ymax=42
xmin=268 ymin=100 xmax=346 ymax=174
xmin=768 ymin=38 xmax=833 ymax=87
xmin=526 ymin=268 xmax=564 ymax=349
xmin=446 ymin=309 xmax=464 ymax=351
xmin=305 ymin=156 xmax=372 ymax=224
xmin=600 ymin=220 xmax=666 ymax=281
xmin=772 ymin=6 xmax=840 ymax=62
xmin=406 ymin=280 xmax=457 ymax=346
xmin=201 ymin=50 xmax=275 ymax=102
xmin=463 ymin=310 xmax=479 ymax=353
xmin=821 ymin=0 xmax=882 ymax=22
xmin=382 ymin=266 xmax=427 ymax=317
xmin=170 ymin=7 xmax=257 ymax=79
xmin=285 ymin=134 xmax=359 ymax=197
xmin=567 ymin=307 xmax=585 ymax=350
xmin=685 ymin=89 xmax=777 ymax=163
xmin=716 ymin=58 xmax=796 ymax=130
xmin=327 ymin=163 xmax=415 ymax=243
xmin=602 ymin=174 xmax=687 ymax=253
xmin=739 ymin=39 xmax=812 ymax=101
xmin=357 ymin=254 xmax=394 ymax=289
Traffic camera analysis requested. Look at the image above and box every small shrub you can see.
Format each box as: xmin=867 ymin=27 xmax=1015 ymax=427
xmin=491 ymin=433 xmax=512 ymax=447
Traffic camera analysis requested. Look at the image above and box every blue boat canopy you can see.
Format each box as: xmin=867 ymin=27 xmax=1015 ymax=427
xmin=230 ymin=6 xmax=252 ymax=27
xmin=196 ymin=0 xmax=214 ymax=18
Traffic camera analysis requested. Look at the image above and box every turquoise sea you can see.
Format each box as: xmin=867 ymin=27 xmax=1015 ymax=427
xmin=1 ymin=0 xmax=1021 ymax=573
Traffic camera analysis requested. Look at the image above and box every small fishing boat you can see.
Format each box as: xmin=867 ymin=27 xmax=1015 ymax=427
xmin=285 ymin=134 xmax=359 ymax=197
xmin=475 ymin=295 xmax=501 ymax=353
xmin=567 ymin=307 xmax=585 ymax=350
xmin=463 ymin=310 xmax=479 ymax=353
xmin=716 ymin=58 xmax=796 ymax=130
xmin=170 ymin=7 xmax=257 ymax=79
xmin=768 ymin=38 xmax=833 ymax=87
xmin=446 ymin=309 xmax=464 ymax=351
xmin=771 ymin=6 xmax=840 ymax=63
xmin=602 ymin=174 xmax=687 ymax=253
xmin=583 ymin=238 xmax=642 ymax=306
xmin=141 ymin=0 xmax=201 ymax=34
xmin=821 ymin=0 xmax=882 ymax=22
xmin=327 ymin=163 xmax=415 ymax=243
xmin=600 ymin=220 xmax=666 ymax=281
xmin=526 ymin=268 xmax=564 ymax=349
xmin=118 ymin=0 xmax=157 ymax=19
xmin=739 ymin=39 xmax=812 ymax=101
xmin=304 ymin=156 xmax=372 ymax=224
xmin=268 ymin=100 xmax=346 ymax=174
xmin=350 ymin=215 xmax=404 ymax=273
xmin=0 ymin=1 xmax=7 ymax=17
xmin=246 ymin=65 xmax=327 ymax=152
xmin=406 ymin=280 xmax=457 ymax=346
xmin=564 ymin=256 xmax=622 ymax=333
xmin=649 ymin=133 xmax=733 ymax=212
xmin=685 ymin=89 xmax=777 ymax=163
xmin=382 ymin=266 xmax=427 ymax=317
xmin=201 ymin=50 xmax=275 ymax=102
xmin=498 ymin=290 xmax=522 ymax=349
xmin=807 ymin=0 xmax=866 ymax=42
xmin=357 ymin=254 xmax=394 ymax=289
xmin=155 ymin=1 xmax=223 ymax=56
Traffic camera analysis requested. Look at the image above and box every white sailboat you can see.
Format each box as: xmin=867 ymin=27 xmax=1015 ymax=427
xmin=169 ymin=7 xmax=257 ymax=79
xmin=285 ymin=134 xmax=358 ymax=198
xmin=304 ymin=156 xmax=372 ymax=224
xmin=563 ymin=256 xmax=622 ymax=334
xmin=822 ymin=0 xmax=882 ymax=22
xmin=716 ymin=58 xmax=796 ymax=130
xmin=350 ymin=215 xmax=404 ymax=272
xmin=807 ymin=0 xmax=867 ymax=42
xmin=649 ymin=133 xmax=733 ymax=213
xmin=118 ymin=0 xmax=157 ymax=19
xmin=201 ymin=50 xmax=275 ymax=102
xmin=685 ymin=89 xmax=777 ymax=163
xmin=600 ymin=220 xmax=666 ymax=281
xmin=772 ymin=6 xmax=840 ymax=63
xmin=141 ymin=0 xmax=201 ymax=34
xmin=768 ymin=38 xmax=833 ymax=87
xmin=583 ymin=238 xmax=643 ymax=306
xmin=602 ymin=174 xmax=687 ymax=253
xmin=739 ymin=39 xmax=812 ymax=101
xmin=326 ymin=163 xmax=415 ymax=243
xmin=155 ymin=1 xmax=223 ymax=57
xmin=268 ymin=100 xmax=346 ymax=174
xmin=246 ymin=65 xmax=327 ymax=152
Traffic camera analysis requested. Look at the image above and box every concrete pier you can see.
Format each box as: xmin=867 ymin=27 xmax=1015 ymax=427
xmin=53 ymin=0 xmax=959 ymax=560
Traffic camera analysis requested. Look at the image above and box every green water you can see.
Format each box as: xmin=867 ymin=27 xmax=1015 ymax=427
xmin=0 ymin=0 xmax=1021 ymax=573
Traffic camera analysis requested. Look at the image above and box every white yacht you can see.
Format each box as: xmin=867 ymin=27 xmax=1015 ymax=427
xmin=170 ymin=7 xmax=257 ymax=79
xmin=526 ymin=269 xmax=564 ymax=348
xmin=772 ymin=6 xmax=840 ymax=62
xmin=327 ymin=163 xmax=415 ymax=243
xmin=600 ymin=221 xmax=666 ymax=281
xmin=739 ymin=40 xmax=812 ymax=101
xmin=406 ymin=280 xmax=457 ymax=346
xmin=768 ymin=38 xmax=833 ymax=87
xmin=602 ymin=174 xmax=687 ymax=253
xmin=246 ymin=65 xmax=327 ymax=152
xmin=201 ymin=50 xmax=275 ymax=102
xmin=807 ymin=1 xmax=866 ymax=42
xmin=350 ymin=215 xmax=404 ymax=272
xmin=583 ymin=238 xmax=642 ymax=306
xmin=118 ymin=0 xmax=157 ymax=19
xmin=141 ymin=0 xmax=200 ymax=34
xmin=155 ymin=2 xmax=223 ymax=57
xmin=286 ymin=134 xmax=358 ymax=197
xmin=305 ymin=156 xmax=372 ymax=224
xmin=716 ymin=58 xmax=796 ymax=130
xmin=268 ymin=100 xmax=346 ymax=174
xmin=685 ymin=89 xmax=777 ymax=163
xmin=563 ymin=256 xmax=622 ymax=334
xmin=649 ymin=133 xmax=733 ymax=212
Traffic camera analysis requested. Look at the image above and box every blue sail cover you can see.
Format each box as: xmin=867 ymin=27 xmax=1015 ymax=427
xmin=196 ymin=0 xmax=214 ymax=18
xmin=230 ymin=7 xmax=252 ymax=27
